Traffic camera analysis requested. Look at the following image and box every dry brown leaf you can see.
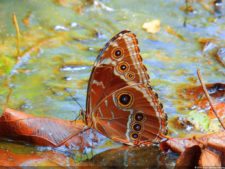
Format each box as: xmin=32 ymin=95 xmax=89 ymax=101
xmin=0 ymin=108 xmax=90 ymax=150
xmin=199 ymin=149 xmax=221 ymax=167
xmin=161 ymin=132 xmax=225 ymax=167
xmin=175 ymin=145 xmax=201 ymax=169
xmin=160 ymin=137 xmax=199 ymax=154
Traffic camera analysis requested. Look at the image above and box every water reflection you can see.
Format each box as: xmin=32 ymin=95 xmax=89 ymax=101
xmin=83 ymin=145 xmax=177 ymax=168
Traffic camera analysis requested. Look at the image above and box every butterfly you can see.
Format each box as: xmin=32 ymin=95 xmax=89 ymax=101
xmin=84 ymin=30 xmax=167 ymax=146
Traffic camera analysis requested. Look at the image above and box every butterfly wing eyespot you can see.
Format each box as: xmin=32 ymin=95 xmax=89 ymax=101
xmin=116 ymin=92 xmax=133 ymax=108
xmin=125 ymin=71 xmax=135 ymax=80
xmin=130 ymin=132 xmax=139 ymax=140
xmin=116 ymin=62 xmax=130 ymax=74
xmin=112 ymin=47 xmax=124 ymax=59
xmin=133 ymin=112 xmax=145 ymax=122
xmin=132 ymin=123 xmax=142 ymax=132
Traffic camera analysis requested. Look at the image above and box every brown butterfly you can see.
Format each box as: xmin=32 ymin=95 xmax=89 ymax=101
xmin=84 ymin=30 xmax=167 ymax=146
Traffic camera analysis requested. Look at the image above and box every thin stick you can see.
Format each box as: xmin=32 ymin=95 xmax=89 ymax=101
xmin=20 ymin=37 xmax=55 ymax=58
xmin=12 ymin=13 xmax=21 ymax=59
xmin=197 ymin=69 xmax=225 ymax=130
xmin=3 ymin=86 xmax=13 ymax=113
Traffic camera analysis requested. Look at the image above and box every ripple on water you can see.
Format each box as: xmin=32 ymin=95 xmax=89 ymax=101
xmin=143 ymin=39 xmax=176 ymax=54
xmin=54 ymin=25 xmax=69 ymax=32
xmin=60 ymin=65 xmax=90 ymax=72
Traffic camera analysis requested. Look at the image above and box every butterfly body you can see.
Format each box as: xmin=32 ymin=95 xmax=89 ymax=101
xmin=85 ymin=30 xmax=167 ymax=146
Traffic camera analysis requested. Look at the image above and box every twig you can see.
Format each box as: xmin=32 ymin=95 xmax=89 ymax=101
xmin=197 ymin=69 xmax=225 ymax=130
xmin=12 ymin=13 xmax=21 ymax=59
xmin=2 ymin=86 xmax=13 ymax=113
xmin=8 ymin=36 xmax=57 ymax=78
xmin=20 ymin=37 xmax=56 ymax=58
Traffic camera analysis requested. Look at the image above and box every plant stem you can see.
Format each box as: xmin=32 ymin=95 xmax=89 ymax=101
xmin=12 ymin=13 xmax=21 ymax=59
xmin=197 ymin=69 xmax=225 ymax=130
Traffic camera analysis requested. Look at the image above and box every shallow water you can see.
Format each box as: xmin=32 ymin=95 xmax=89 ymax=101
xmin=0 ymin=0 xmax=224 ymax=167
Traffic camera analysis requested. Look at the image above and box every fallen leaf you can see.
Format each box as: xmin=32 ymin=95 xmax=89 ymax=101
xmin=160 ymin=137 xmax=199 ymax=154
xmin=198 ymin=149 xmax=221 ymax=167
xmin=179 ymin=83 xmax=225 ymax=110
xmin=160 ymin=132 xmax=225 ymax=167
xmin=208 ymin=102 xmax=225 ymax=119
xmin=178 ymin=83 xmax=225 ymax=132
xmin=0 ymin=108 xmax=90 ymax=149
xmin=142 ymin=20 xmax=161 ymax=34
xmin=196 ymin=132 xmax=225 ymax=153
xmin=161 ymin=132 xmax=225 ymax=153
xmin=175 ymin=145 xmax=201 ymax=169
xmin=0 ymin=148 xmax=75 ymax=167
xmin=222 ymin=153 xmax=225 ymax=166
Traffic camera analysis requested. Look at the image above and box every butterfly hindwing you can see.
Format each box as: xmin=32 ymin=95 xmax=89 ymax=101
xmin=92 ymin=84 xmax=167 ymax=145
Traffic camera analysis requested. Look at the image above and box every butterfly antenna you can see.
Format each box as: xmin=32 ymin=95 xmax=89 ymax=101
xmin=47 ymin=86 xmax=84 ymax=120
xmin=64 ymin=88 xmax=83 ymax=110
xmin=64 ymin=88 xmax=86 ymax=121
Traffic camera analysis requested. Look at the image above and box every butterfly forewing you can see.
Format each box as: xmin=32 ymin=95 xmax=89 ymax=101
xmin=87 ymin=31 xmax=149 ymax=114
xmin=86 ymin=30 xmax=167 ymax=145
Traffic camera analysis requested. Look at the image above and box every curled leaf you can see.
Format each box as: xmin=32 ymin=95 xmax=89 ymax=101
xmin=161 ymin=132 xmax=225 ymax=167
xmin=198 ymin=149 xmax=221 ymax=167
xmin=175 ymin=145 xmax=201 ymax=169
xmin=160 ymin=137 xmax=198 ymax=154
